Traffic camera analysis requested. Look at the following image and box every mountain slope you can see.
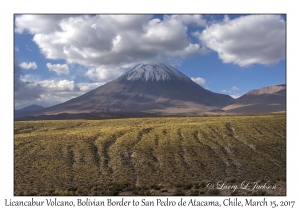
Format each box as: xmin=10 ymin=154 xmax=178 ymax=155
xmin=17 ymin=64 xmax=234 ymax=118
xmin=15 ymin=104 xmax=45 ymax=114
xmin=223 ymin=84 xmax=286 ymax=113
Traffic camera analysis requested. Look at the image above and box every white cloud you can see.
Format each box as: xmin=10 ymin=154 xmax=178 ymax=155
xmin=26 ymin=45 xmax=32 ymax=51
xmin=85 ymin=67 xmax=126 ymax=83
xmin=231 ymin=86 xmax=239 ymax=91
xmin=38 ymin=80 xmax=75 ymax=91
xmin=76 ymin=82 xmax=103 ymax=92
xmin=14 ymin=78 xmax=104 ymax=109
xmin=46 ymin=63 xmax=69 ymax=75
xmin=230 ymin=93 xmax=242 ymax=99
xmin=15 ymin=93 xmax=69 ymax=110
xmin=198 ymin=15 xmax=285 ymax=67
xmin=14 ymin=59 xmax=26 ymax=91
xmin=14 ymin=83 xmax=45 ymax=100
xmin=15 ymin=15 xmax=77 ymax=34
xmin=20 ymin=74 xmax=41 ymax=83
xmin=221 ymin=86 xmax=240 ymax=93
xmin=37 ymin=79 xmax=102 ymax=94
xmin=172 ymin=15 xmax=206 ymax=26
xmin=191 ymin=77 xmax=206 ymax=85
xmin=19 ymin=62 xmax=37 ymax=70
xmin=38 ymin=80 xmax=101 ymax=92
xmin=15 ymin=15 xmax=207 ymax=70
xmin=221 ymin=86 xmax=241 ymax=98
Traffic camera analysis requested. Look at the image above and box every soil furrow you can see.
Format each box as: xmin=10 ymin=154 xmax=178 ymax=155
xmin=104 ymin=132 xmax=125 ymax=181
xmin=196 ymin=130 xmax=229 ymax=177
xmin=87 ymin=139 xmax=101 ymax=179
xmin=67 ymin=146 xmax=75 ymax=184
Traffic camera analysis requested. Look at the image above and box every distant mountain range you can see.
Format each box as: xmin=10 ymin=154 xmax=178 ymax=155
xmin=14 ymin=104 xmax=45 ymax=115
xmin=223 ymin=84 xmax=286 ymax=113
xmin=15 ymin=64 xmax=286 ymax=120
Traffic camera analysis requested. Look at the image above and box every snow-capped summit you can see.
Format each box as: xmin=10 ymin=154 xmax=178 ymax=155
xmin=119 ymin=63 xmax=191 ymax=82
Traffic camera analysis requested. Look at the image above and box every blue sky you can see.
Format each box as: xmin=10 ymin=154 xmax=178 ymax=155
xmin=14 ymin=14 xmax=286 ymax=109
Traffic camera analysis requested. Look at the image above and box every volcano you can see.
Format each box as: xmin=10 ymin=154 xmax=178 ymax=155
xmin=16 ymin=64 xmax=235 ymax=118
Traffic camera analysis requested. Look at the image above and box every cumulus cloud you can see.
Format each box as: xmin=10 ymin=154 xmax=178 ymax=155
xmin=39 ymin=80 xmax=75 ymax=91
xmin=15 ymin=15 xmax=77 ymax=34
xmin=191 ymin=77 xmax=206 ymax=85
xmin=15 ymin=93 xmax=68 ymax=110
xmin=14 ymin=15 xmax=211 ymax=109
xmin=46 ymin=63 xmax=69 ymax=75
xmin=231 ymin=86 xmax=239 ymax=91
xmin=85 ymin=67 xmax=126 ymax=83
xmin=198 ymin=15 xmax=285 ymax=67
xmin=15 ymin=15 xmax=207 ymax=70
xmin=37 ymin=79 xmax=101 ymax=94
xmin=14 ymin=83 xmax=45 ymax=100
xmin=76 ymin=82 xmax=103 ymax=92
xmin=14 ymin=58 xmax=27 ymax=91
xmin=221 ymin=86 xmax=241 ymax=98
xmin=172 ymin=15 xmax=207 ymax=26
xmin=221 ymin=86 xmax=239 ymax=93
xmin=19 ymin=62 xmax=37 ymax=70
xmin=14 ymin=78 xmax=103 ymax=109
xmin=14 ymin=66 xmax=47 ymax=103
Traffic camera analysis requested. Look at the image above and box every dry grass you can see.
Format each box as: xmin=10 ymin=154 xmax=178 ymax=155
xmin=14 ymin=114 xmax=286 ymax=196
